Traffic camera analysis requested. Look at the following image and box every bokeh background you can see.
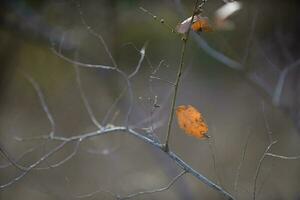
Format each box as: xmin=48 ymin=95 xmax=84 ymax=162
xmin=1 ymin=0 xmax=300 ymax=199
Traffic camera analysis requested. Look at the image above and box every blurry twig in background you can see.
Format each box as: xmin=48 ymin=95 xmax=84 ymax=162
xmin=272 ymin=58 xmax=300 ymax=106
xmin=139 ymin=7 xmax=178 ymax=35
xmin=253 ymin=101 xmax=300 ymax=200
xmin=119 ymin=171 xmax=186 ymax=200
xmin=234 ymin=129 xmax=251 ymax=197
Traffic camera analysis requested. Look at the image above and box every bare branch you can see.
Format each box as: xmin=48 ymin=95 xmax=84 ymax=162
xmin=74 ymin=64 xmax=103 ymax=129
xmin=120 ymin=170 xmax=186 ymax=199
xmin=208 ymin=132 xmax=223 ymax=187
xmin=139 ymin=7 xmax=178 ymax=35
xmin=253 ymin=101 xmax=277 ymax=200
xmin=253 ymin=140 xmax=277 ymax=200
xmin=272 ymin=58 xmax=300 ymax=106
xmin=0 ymin=145 xmax=26 ymax=171
xmin=0 ymin=144 xmax=43 ymax=169
xmin=261 ymin=101 xmax=273 ymax=143
xmin=75 ymin=0 xmax=118 ymax=68
xmin=102 ymin=86 xmax=128 ymax=125
xmin=167 ymin=150 xmax=234 ymax=199
xmin=150 ymin=75 xmax=175 ymax=86
xmin=0 ymin=2 xmax=239 ymax=199
xmin=35 ymin=140 xmax=81 ymax=170
xmin=164 ymin=0 xmax=201 ymax=152
xmin=51 ymin=48 xmax=115 ymax=70
xmin=0 ymin=141 xmax=68 ymax=189
xmin=75 ymin=188 xmax=118 ymax=199
xmin=103 ymin=43 xmax=147 ymax=126
xmin=24 ymin=74 xmax=56 ymax=138
xmin=128 ymin=43 xmax=147 ymax=79
xmin=265 ymin=153 xmax=300 ymax=160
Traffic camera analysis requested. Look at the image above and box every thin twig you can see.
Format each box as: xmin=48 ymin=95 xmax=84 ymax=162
xmin=35 ymin=140 xmax=81 ymax=170
xmin=0 ymin=144 xmax=43 ymax=169
xmin=128 ymin=43 xmax=147 ymax=79
xmin=253 ymin=140 xmax=277 ymax=200
xmin=120 ymin=170 xmax=186 ymax=199
xmin=75 ymin=188 xmax=118 ymax=199
xmin=74 ymin=62 xmax=103 ymax=130
xmin=272 ymin=58 xmax=300 ymax=106
xmin=0 ymin=145 xmax=26 ymax=171
xmin=23 ymin=73 xmax=56 ymax=138
xmin=139 ymin=7 xmax=178 ymax=35
xmin=75 ymin=0 xmax=118 ymax=68
xmin=164 ymin=0 xmax=200 ymax=152
xmin=102 ymin=43 xmax=147 ymax=127
xmin=265 ymin=153 xmax=300 ymax=160
xmin=52 ymin=48 xmax=115 ymax=70
xmin=253 ymin=101 xmax=276 ymax=200
xmin=234 ymin=129 xmax=251 ymax=196
xmin=208 ymin=132 xmax=223 ymax=186
xmin=150 ymin=75 xmax=175 ymax=86
xmin=0 ymin=141 xmax=68 ymax=189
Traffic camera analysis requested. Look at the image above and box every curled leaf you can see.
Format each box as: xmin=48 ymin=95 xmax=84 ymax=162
xmin=176 ymin=105 xmax=209 ymax=139
xmin=176 ymin=15 xmax=213 ymax=34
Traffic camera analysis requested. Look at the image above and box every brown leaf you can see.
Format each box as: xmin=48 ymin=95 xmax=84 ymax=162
xmin=176 ymin=105 xmax=209 ymax=139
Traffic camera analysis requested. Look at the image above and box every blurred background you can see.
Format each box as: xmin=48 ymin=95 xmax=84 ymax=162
xmin=1 ymin=0 xmax=300 ymax=199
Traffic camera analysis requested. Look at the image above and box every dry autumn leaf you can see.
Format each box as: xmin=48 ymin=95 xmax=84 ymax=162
xmin=176 ymin=105 xmax=209 ymax=139
xmin=191 ymin=17 xmax=213 ymax=32
xmin=176 ymin=15 xmax=213 ymax=34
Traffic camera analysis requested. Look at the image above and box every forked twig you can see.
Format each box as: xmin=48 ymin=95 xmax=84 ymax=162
xmin=252 ymin=101 xmax=300 ymax=200
xmin=234 ymin=129 xmax=251 ymax=196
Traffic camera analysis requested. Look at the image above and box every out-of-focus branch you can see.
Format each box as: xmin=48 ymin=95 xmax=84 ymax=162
xmin=272 ymin=58 xmax=300 ymax=106
xmin=253 ymin=102 xmax=300 ymax=200
xmin=234 ymin=129 xmax=251 ymax=197
xmin=265 ymin=153 xmax=300 ymax=160
xmin=75 ymin=0 xmax=118 ymax=68
xmin=253 ymin=102 xmax=276 ymax=200
xmin=73 ymin=171 xmax=187 ymax=199
xmin=0 ymin=141 xmax=68 ymax=189
xmin=0 ymin=144 xmax=42 ymax=169
xmin=75 ymin=64 xmax=103 ymax=129
xmin=23 ymin=73 xmax=56 ymax=138
xmin=120 ymin=171 xmax=186 ymax=199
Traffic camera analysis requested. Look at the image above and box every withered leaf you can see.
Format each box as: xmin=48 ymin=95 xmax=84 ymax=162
xmin=176 ymin=105 xmax=209 ymax=139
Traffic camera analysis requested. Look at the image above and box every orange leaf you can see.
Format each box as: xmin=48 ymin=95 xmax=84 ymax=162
xmin=176 ymin=15 xmax=213 ymax=34
xmin=191 ymin=18 xmax=213 ymax=32
xmin=176 ymin=105 xmax=209 ymax=139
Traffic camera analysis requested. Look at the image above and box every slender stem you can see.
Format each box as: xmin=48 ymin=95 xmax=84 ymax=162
xmin=163 ymin=0 xmax=200 ymax=152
